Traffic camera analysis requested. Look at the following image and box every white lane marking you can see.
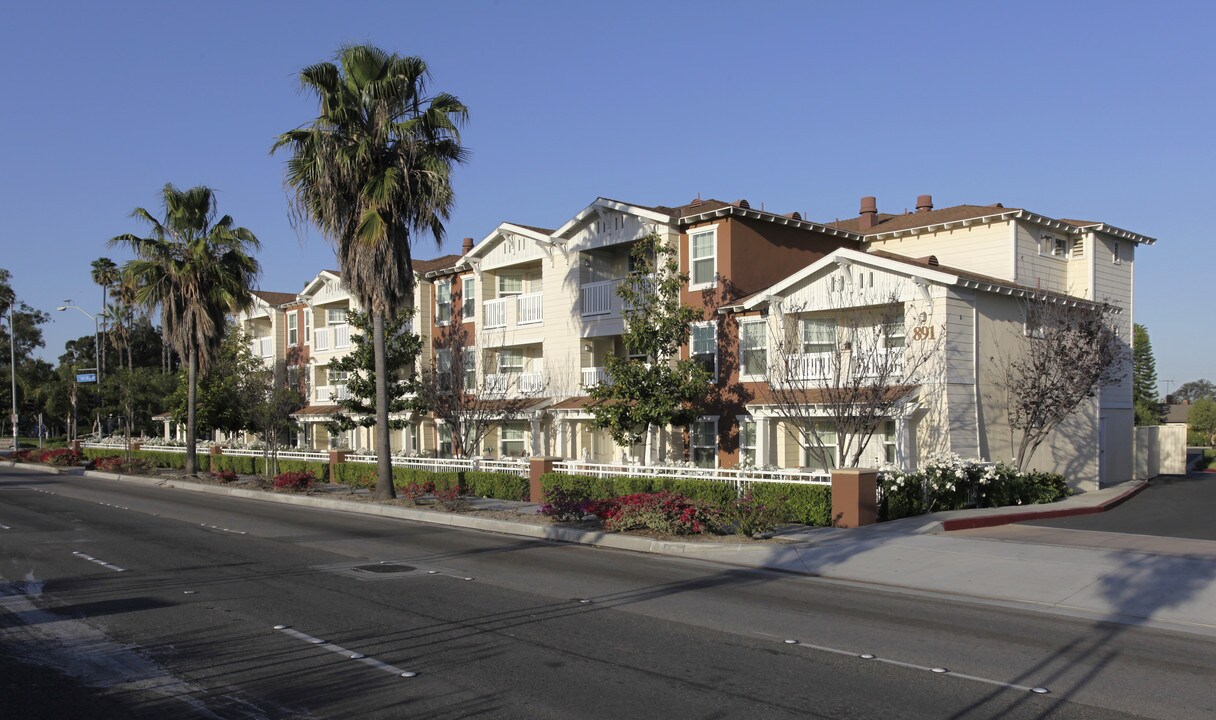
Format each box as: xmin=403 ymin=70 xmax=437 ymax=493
xmin=274 ymin=625 xmax=417 ymax=678
xmin=0 ymin=522 xmax=11 ymax=530
xmin=98 ymin=502 xmax=131 ymax=510
xmin=775 ymin=637 xmax=1049 ymax=694
xmin=71 ymin=551 xmax=127 ymax=573
xmin=200 ymin=523 xmax=246 ymax=535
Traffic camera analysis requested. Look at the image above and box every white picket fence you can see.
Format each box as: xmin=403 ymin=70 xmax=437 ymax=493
xmin=81 ymin=443 xmax=829 ymax=488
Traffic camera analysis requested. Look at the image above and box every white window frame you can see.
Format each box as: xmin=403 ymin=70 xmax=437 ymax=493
xmin=463 ymin=347 xmax=477 ymax=389
xmin=287 ymin=313 xmax=298 ymax=346
xmin=1112 ymin=240 xmax=1122 ymax=265
xmin=498 ymin=273 xmax=523 ymax=296
xmin=739 ymin=416 xmax=757 ymax=468
xmin=326 ymin=308 xmax=347 ymax=326
xmin=802 ymin=422 xmax=838 ymax=473
xmin=881 ymin=420 xmax=897 ymax=465
xmin=801 ymin=317 xmax=836 ymax=354
xmin=436 ymin=349 xmax=453 ymax=391
xmin=691 ymin=416 xmax=718 ymax=468
xmin=304 ymin=310 xmax=311 ymax=347
xmin=688 ymin=227 xmax=717 ymax=290
xmin=1041 ymin=234 xmax=1068 ymax=259
xmin=436 ymin=279 xmax=452 ymax=326
xmin=738 ymin=318 xmax=768 ymax=379
xmin=690 ymin=321 xmax=718 ymax=382
xmin=461 ymin=275 xmax=476 ymax=322
xmin=880 ymin=316 xmax=905 ymax=350
xmin=498 ymin=348 xmax=525 ymax=374
xmin=437 ymin=422 xmax=453 ymax=458
xmin=499 ymin=422 xmax=527 ymax=458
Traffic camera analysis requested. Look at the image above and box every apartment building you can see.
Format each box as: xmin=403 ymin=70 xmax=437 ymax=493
xmin=236 ymin=192 xmax=1152 ymax=490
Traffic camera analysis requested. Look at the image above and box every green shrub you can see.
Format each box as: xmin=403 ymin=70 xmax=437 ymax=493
xmin=721 ymin=493 xmax=792 ymax=537
xmin=463 ymin=471 xmax=529 ymax=501
xmin=752 ymin=482 xmax=832 ymax=526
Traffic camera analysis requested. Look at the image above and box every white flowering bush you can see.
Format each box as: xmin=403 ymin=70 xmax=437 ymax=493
xmin=879 ymin=454 xmax=1067 ymax=520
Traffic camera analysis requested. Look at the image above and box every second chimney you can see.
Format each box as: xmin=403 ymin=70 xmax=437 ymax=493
xmin=461 ymin=237 xmax=474 ymax=255
xmin=859 ymin=196 xmax=878 ymax=230
xmin=916 ymin=194 xmax=934 ymax=213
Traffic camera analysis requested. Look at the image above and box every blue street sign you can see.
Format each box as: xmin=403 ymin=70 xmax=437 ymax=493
xmin=76 ymin=373 xmax=97 ymax=383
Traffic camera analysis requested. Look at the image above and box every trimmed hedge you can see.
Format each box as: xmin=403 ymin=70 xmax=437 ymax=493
xmin=84 ymin=448 xmax=212 ymax=472
xmin=81 ymin=448 xmax=329 ymax=480
xmin=328 ymin=463 xmax=526 ymax=500
xmin=463 ymin=471 xmax=529 ymax=501
xmin=540 ymin=472 xmax=834 ymax=527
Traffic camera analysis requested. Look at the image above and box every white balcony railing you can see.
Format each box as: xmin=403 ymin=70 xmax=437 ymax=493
xmin=484 ymin=298 xmax=507 ymax=329
xmin=518 ymin=371 xmax=545 ymax=394
xmin=333 ymin=323 xmax=351 ymax=349
xmin=580 ymin=279 xmax=622 ymax=317
xmin=313 ymin=327 xmax=330 ymax=352
xmin=250 ymin=337 xmax=274 ymax=358
xmin=483 ymin=373 xmax=509 ymax=396
xmin=314 ymin=384 xmax=351 ymax=404
xmin=787 ymin=351 xmax=834 ymax=381
xmin=517 ymin=292 xmax=543 ymax=325
xmin=580 ymin=366 xmax=609 ymax=388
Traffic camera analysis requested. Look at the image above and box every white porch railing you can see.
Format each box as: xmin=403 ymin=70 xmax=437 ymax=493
xmin=517 ymin=292 xmax=543 ymax=325
xmin=580 ymin=279 xmax=622 ymax=317
xmin=313 ymin=327 xmax=330 ymax=352
xmin=333 ymin=323 xmax=351 ymax=349
xmin=580 ymin=366 xmax=609 ymax=388
xmin=484 ymin=298 xmax=507 ymax=328
xmin=314 ymin=384 xmax=351 ymax=403
xmin=483 ymin=373 xmax=509 ymax=396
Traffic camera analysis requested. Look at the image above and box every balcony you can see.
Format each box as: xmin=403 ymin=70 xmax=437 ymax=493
xmin=312 ymin=324 xmax=350 ymax=352
xmin=580 ymin=366 xmax=609 ymax=389
xmin=483 ymin=372 xmax=545 ymax=397
xmin=250 ymin=337 xmax=274 ymax=358
xmin=580 ymin=279 xmax=623 ymax=317
xmin=784 ymin=350 xmax=905 ymax=383
xmin=483 ymin=293 xmax=544 ymax=330
xmin=314 ymin=384 xmax=351 ymax=404
xmin=786 ymin=352 xmax=834 ymax=381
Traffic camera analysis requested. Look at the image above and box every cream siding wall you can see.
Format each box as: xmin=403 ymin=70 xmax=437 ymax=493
xmin=941 ymin=290 xmax=979 ymax=458
xmin=864 ymin=220 xmax=1014 ymax=280
xmin=1014 ymin=221 xmax=1073 ymax=294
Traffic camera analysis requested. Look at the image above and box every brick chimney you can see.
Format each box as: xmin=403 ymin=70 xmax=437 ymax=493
xmin=916 ymin=194 xmax=934 ymax=213
xmin=461 ymin=237 xmax=474 ymax=255
xmin=858 ymin=196 xmax=878 ymax=231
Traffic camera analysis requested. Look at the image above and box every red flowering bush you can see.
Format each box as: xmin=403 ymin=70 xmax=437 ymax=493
xmin=721 ymin=493 xmax=791 ymax=537
xmin=92 ymin=456 xmax=125 ymax=472
xmin=600 ymin=492 xmax=722 ymax=535
xmin=432 ymin=484 xmax=467 ymax=511
xmin=273 ymin=470 xmax=315 ymax=491
xmin=402 ymin=480 xmax=437 ymax=504
xmin=36 ymin=449 xmax=83 ymax=467
xmin=211 ymin=469 xmax=238 ymax=483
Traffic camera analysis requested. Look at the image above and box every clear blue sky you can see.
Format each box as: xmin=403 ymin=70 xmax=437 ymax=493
xmin=2 ymin=0 xmax=1211 ymax=395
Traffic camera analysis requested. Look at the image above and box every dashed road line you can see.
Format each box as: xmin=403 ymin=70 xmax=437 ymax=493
xmin=273 ymin=625 xmax=417 ymax=678
xmin=71 ymin=551 xmax=127 ymax=573
xmin=771 ymin=636 xmax=1050 ymax=695
xmin=200 ymin=523 xmax=247 ymax=535
xmin=0 ymin=522 xmax=10 ymax=530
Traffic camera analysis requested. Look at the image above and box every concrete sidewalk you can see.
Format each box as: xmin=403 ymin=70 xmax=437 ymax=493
xmin=10 ymin=462 xmax=1216 ymax=638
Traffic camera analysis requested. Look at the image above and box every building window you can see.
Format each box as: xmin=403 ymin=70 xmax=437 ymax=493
xmin=803 ymin=423 xmax=837 ymax=473
xmin=405 ymin=423 xmax=419 ymax=454
xmin=882 ymin=420 xmax=897 ymax=465
xmin=437 ymin=349 xmax=452 ymax=390
xmin=500 ymin=422 xmax=526 ymax=458
xmin=692 ymin=417 xmax=717 ymax=468
xmin=881 ymin=317 xmax=905 ymax=349
xmin=801 ymin=318 xmax=836 ymax=354
xmin=287 ymin=313 xmax=298 ymax=346
xmin=498 ymin=274 xmax=523 ymax=296
xmin=437 ymin=424 xmax=453 ymax=458
xmin=326 ymin=308 xmax=347 ymax=325
xmin=463 ymin=348 xmax=476 ymax=389
xmin=498 ymin=348 xmax=524 ymax=374
xmin=690 ymin=322 xmax=717 ymax=381
xmin=739 ymin=417 xmax=757 ymax=467
xmin=436 ymin=280 xmax=452 ymax=325
xmin=738 ymin=319 xmax=768 ymax=376
xmin=461 ymin=276 xmax=476 ymax=321
xmin=1112 ymin=241 xmax=1121 ymax=265
xmin=689 ymin=228 xmax=716 ymax=288
xmin=1041 ymin=234 xmax=1068 ymax=258
xmin=304 ymin=310 xmax=311 ymax=346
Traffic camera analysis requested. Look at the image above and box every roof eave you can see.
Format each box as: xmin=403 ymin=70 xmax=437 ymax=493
xmin=681 ymin=206 xmax=865 ymax=241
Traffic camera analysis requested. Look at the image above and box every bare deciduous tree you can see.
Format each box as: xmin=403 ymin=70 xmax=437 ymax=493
xmin=411 ymin=323 xmax=546 ymax=458
xmin=993 ymin=295 xmax=1123 ymax=471
xmin=759 ymin=293 xmax=940 ymax=469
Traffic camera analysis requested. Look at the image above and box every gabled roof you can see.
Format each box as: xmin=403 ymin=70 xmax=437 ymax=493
xmin=300 ymin=269 xmax=342 ymax=297
xmin=734 ymin=247 xmax=1104 ymax=313
xmin=251 ymin=290 xmax=298 ymax=307
xmin=454 ymin=222 xmax=557 ymax=269
xmin=552 ymin=197 xmax=676 ymax=239
xmin=827 ymin=203 xmax=1156 ymax=245
xmin=413 ymin=254 xmax=462 ymax=275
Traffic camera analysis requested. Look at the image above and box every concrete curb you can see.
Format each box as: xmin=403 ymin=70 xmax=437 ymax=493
xmin=5 ymin=462 xmax=63 ymax=476
xmin=938 ymin=481 xmax=1149 ymax=532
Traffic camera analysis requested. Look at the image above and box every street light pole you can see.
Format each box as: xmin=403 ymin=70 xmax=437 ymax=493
xmin=58 ymin=303 xmax=101 ymax=440
xmin=9 ymin=301 xmax=16 ymax=453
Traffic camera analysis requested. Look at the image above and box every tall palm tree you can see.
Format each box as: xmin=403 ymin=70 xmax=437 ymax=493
xmin=273 ymin=44 xmax=468 ymax=499
xmin=110 ymin=184 xmax=260 ymax=475
xmin=90 ymin=257 xmax=119 ymax=376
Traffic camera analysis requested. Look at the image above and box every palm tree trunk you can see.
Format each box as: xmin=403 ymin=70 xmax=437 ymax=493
xmin=186 ymin=345 xmax=198 ymax=476
xmin=372 ymin=311 xmax=395 ymax=499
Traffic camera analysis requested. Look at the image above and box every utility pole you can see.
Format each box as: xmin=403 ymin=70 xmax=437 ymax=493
xmin=9 ymin=301 xmax=17 ymax=453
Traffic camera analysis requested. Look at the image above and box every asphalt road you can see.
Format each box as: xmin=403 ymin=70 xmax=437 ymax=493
xmin=1026 ymin=471 xmax=1216 ymax=541
xmin=1 ymin=466 xmax=1213 ymax=719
